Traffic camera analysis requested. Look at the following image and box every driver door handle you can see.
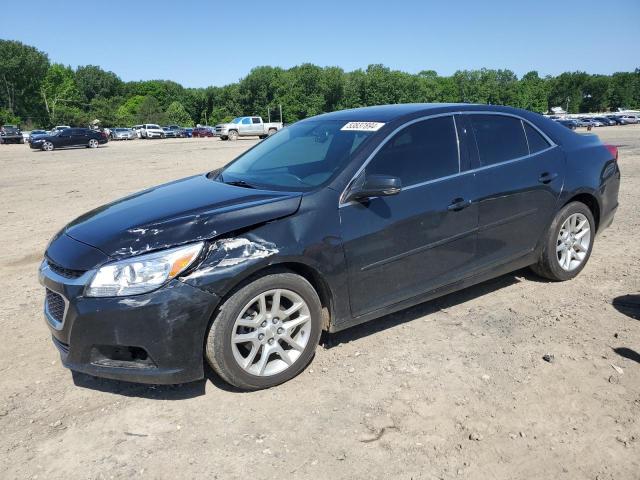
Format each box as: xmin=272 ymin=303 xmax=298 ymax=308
xmin=448 ymin=198 xmax=471 ymax=212
xmin=538 ymin=172 xmax=558 ymax=184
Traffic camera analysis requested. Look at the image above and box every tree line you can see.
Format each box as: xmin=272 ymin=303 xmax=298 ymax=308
xmin=1 ymin=39 xmax=639 ymax=129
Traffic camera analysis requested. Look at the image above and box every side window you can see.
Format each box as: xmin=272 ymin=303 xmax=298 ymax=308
xmin=252 ymin=117 xmax=261 ymax=124
xmin=367 ymin=116 xmax=459 ymax=186
xmin=524 ymin=122 xmax=551 ymax=154
xmin=241 ymin=118 xmax=251 ymax=125
xmin=470 ymin=114 xmax=528 ymax=166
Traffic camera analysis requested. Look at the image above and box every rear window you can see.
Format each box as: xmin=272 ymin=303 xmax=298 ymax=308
xmin=524 ymin=123 xmax=551 ymax=154
xmin=470 ymin=114 xmax=528 ymax=166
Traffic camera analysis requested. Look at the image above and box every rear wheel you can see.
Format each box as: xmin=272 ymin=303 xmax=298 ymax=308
xmin=88 ymin=139 xmax=99 ymax=148
xmin=268 ymin=128 xmax=277 ymax=136
xmin=228 ymin=130 xmax=238 ymax=141
xmin=531 ymin=201 xmax=595 ymax=281
xmin=205 ymin=272 xmax=322 ymax=390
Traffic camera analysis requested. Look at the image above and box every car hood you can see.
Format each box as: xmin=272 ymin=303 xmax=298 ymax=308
xmin=62 ymin=174 xmax=302 ymax=262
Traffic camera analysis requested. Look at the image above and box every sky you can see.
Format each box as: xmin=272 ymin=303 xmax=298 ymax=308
xmin=2 ymin=0 xmax=639 ymax=87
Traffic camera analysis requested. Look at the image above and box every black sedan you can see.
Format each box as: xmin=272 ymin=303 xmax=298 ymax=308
xmin=30 ymin=128 xmax=108 ymax=151
xmin=39 ymin=104 xmax=620 ymax=391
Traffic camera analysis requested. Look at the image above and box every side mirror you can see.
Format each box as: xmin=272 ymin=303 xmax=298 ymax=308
xmin=345 ymin=174 xmax=402 ymax=203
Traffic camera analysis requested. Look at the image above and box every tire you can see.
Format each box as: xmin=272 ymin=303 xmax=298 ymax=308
xmin=259 ymin=135 xmax=267 ymax=140
xmin=42 ymin=141 xmax=54 ymax=152
xmin=530 ymin=201 xmax=595 ymax=281
xmin=228 ymin=130 xmax=238 ymax=141
xmin=268 ymin=128 xmax=277 ymax=136
xmin=220 ymin=136 xmax=228 ymax=141
xmin=19 ymin=137 xmax=25 ymax=144
xmin=205 ymin=272 xmax=323 ymax=390
xmin=88 ymin=139 xmax=99 ymax=148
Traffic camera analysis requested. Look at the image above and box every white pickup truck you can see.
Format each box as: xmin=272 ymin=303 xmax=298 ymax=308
xmin=214 ymin=116 xmax=283 ymax=140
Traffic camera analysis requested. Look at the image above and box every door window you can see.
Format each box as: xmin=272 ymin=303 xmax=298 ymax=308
xmin=366 ymin=116 xmax=459 ymax=186
xmin=241 ymin=118 xmax=251 ymax=125
xmin=470 ymin=114 xmax=528 ymax=166
xmin=252 ymin=117 xmax=261 ymax=124
xmin=523 ymin=122 xmax=551 ymax=154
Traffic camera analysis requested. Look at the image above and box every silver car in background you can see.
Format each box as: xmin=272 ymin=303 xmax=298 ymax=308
xmin=110 ymin=128 xmax=137 ymax=140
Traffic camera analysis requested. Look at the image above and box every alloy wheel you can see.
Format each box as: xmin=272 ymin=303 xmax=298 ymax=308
xmin=89 ymin=139 xmax=98 ymax=148
xmin=556 ymin=213 xmax=591 ymax=271
xmin=43 ymin=141 xmax=53 ymax=151
xmin=231 ymin=289 xmax=311 ymax=376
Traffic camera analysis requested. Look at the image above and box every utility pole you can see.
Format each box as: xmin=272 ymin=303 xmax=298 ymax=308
xmin=267 ymin=107 xmax=270 ymax=123
xmin=279 ymin=104 xmax=283 ymax=124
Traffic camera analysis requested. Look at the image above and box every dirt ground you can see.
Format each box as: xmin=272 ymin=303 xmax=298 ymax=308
xmin=0 ymin=128 xmax=638 ymax=480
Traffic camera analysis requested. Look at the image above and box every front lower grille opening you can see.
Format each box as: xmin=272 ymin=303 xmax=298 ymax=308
xmin=90 ymin=345 xmax=156 ymax=369
xmin=45 ymin=289 xmax=65 ymax=323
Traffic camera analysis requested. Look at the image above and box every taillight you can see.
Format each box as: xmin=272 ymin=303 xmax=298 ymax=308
xmin=604 ymin=143 xmax=618 ymax=161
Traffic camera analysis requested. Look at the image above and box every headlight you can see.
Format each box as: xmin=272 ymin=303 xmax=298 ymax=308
xmin=86 ymin=242 xmax=204 ymax=297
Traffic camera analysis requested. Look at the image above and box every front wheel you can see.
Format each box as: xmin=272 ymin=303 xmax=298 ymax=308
xmin=228 ymin=130 xmax=238 ymax=141
xmin=205 ymin=272 xmax=323 ymax=390
xmin=42 ymin=141 xmax=54 ymax=151
xmin=530 ymin=201 xmax=595 ymax=281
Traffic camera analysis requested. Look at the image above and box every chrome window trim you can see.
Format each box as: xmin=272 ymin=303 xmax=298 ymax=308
xmin=339 ymin=110 xmax=557 ymax=208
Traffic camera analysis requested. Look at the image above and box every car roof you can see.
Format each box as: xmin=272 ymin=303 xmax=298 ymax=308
xmin=302 ymin=103 xmax=546 ymax=123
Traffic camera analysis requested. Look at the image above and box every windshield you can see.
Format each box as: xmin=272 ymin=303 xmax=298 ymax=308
xmin=147 ymin=124 xmax=160 ymax=129
xmin=219 ymin=120 xmax=374 ymax=191
xmin=115 ymin=128 xmax=128 ymax=132
xmin=230 ymin=118 xmax=242 ymax=124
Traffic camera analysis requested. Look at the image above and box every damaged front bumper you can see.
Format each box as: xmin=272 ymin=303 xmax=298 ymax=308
xmin=39 ymin=260 xmax=220 ymax=384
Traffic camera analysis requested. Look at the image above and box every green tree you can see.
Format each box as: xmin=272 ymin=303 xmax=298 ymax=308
xmin=136 ymin=95 xmax=164 ymax=124
xmin=75 ymin=65 xmax=123 ymax=103
xmin=165 ymin=101 xmax=192 ymax=126
xmin=0 ymin=39 xmax=49 ymax=121
xmin=40 ymin=63 xmax=81 ymax=125
xmin=516 ymin=71 xmax=549 ymax=113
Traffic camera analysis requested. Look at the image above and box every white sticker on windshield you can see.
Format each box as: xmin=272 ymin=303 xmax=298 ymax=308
xmin=340 ymin=122 xmax=385 ymax=132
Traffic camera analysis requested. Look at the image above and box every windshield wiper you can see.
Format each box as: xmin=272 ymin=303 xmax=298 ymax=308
xmin=225 ymin=180 xmax=257 ymax=189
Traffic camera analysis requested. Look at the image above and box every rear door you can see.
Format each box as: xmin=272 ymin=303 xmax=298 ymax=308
xmin=251 ymin=117 xmax=264 ymax=135
xmin=467 ymin=113 xmax=565 ymax=267
xmin=70 ymin=128 xmax=89 ymax=146
xmin=340 ymin=115 xmax=478 ymax=317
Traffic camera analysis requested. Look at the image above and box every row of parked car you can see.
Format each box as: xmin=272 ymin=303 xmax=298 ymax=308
xmin=553 ymin=114 xmax=639 ymax=130
xmin=108 ymin=116 xmax=284 ymax=141
xmin=2 ymin=115 xmax=286 ymax=151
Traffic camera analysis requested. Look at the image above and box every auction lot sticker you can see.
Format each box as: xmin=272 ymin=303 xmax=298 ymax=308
xmin=341 ymin=122 xmax=385 ymax=132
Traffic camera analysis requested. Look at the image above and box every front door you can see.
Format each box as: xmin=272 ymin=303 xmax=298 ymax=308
xmin=340 ymin=115 xmax=478 ymax=317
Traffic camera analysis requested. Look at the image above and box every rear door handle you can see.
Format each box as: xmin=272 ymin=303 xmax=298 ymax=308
xmin=448 ymin=198 xmax=471 ymax=211
xmin=538 ymin=172 xmax=558 ymax=184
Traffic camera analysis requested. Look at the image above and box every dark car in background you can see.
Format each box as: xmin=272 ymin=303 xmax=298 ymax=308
xmin=184 ymin=127 xmax=193 ymax=138
xmin=30 ymin=127 xmax=108 ymax=151
xmin=556 ymin=119 xmax=577 ymax=130
xmin=0 ymin=124 xmax=24 ymax=144
xmin=593 ymin=116 xmax=615 ymax=126
xmin=39 ymin=104 xmax=620 ymax=391
xmin=192 ymin=126 xmax=214 ymax=137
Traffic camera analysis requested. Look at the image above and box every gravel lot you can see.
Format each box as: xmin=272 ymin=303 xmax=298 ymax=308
xmin=1 ymin=128 xmax=638 ymax=479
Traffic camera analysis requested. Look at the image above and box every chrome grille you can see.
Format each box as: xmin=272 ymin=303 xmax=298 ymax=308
xmin=45 ymin=289 xmax=66 ymax=323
